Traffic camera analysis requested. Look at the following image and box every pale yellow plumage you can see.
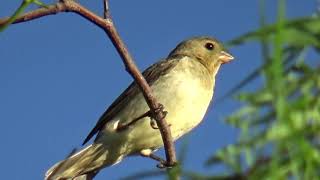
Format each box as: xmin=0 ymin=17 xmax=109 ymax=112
xmin=45 ymin=36 xmax=233 ymax=180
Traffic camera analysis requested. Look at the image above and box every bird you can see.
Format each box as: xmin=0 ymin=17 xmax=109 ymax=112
xmin=45 ymin=36 xmax=234 ymax=180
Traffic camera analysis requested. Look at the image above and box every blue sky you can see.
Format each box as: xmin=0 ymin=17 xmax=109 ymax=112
xmin=0 ymin=1 xmax=316 ymax=179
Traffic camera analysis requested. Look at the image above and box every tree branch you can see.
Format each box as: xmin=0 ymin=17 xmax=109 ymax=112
xmin=0 ymin=2 xmax=67 ymax=25
xmin=103 ymin=0 xmax=110 ymax=19
xmin=0 ymin=0 xmax=176 ymax=172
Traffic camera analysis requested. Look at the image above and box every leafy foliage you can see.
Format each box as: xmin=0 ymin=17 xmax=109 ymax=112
xmin=205 ymin=1 xmax=320 ymax=179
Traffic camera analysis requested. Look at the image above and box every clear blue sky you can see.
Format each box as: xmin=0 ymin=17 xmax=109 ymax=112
xmin=0 ymin=1 xmax=316 ymax=179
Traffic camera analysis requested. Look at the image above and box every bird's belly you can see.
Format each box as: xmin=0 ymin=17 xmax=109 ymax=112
xmin=126 ymin=74 xmax=213 ymax=152
xmin=159 ymin=79 xmax=213 ymax=140
xmin=97 ymin=71 xmax=213 ymax=155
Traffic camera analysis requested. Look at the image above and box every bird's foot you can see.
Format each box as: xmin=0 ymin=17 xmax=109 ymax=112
xmin=153 ymin=104 xmax=168 ymax=119
xmin=154 ymin=103 xmax=165 ymax=114
xmin=149 ymin=103 xmax=168 ymax=129
xmin=157 ymin=160 xmax=178 ymax=169
xmin=150 ymin=119 xmax=158 ymax=129
xmin=140 ymin=149 xmax=177 ymax=169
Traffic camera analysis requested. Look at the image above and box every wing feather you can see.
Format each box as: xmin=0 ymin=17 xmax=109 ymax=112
xmin=82 ymin=58 xmax=180 ymax=145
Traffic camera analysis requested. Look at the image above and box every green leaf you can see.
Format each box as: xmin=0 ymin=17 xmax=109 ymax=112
xmin=227 ymin=17 xmax=320 ymax=47
xmin=0 ymin=0 xmax=48 ymax=31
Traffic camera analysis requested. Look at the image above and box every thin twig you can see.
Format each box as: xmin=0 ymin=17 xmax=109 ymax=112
xmin=0 ymin=0 xmax=177 ymax=171
xmin=0 ymin=2 xmax=67 ymax=25
xmin=103 ymin=0 xmax=110 ymax=19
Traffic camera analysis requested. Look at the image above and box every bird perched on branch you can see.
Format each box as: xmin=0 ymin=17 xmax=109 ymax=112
xmin=45 ymin=36 xmax=234 ymax=180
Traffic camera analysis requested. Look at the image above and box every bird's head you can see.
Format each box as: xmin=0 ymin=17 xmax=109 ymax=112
xmin=168 ymin=36 xmax=234 ymax=76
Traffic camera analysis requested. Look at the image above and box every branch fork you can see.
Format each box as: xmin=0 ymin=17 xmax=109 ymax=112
xmin=0 ymin=0 xmax=177 ymax=174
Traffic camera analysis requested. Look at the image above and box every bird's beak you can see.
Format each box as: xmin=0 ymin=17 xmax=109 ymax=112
xmin=218 ymin=51 xmax=234 ymax=64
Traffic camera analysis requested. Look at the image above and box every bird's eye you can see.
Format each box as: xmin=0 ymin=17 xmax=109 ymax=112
xmin=205 ymin=42 xmax=215 ymax=50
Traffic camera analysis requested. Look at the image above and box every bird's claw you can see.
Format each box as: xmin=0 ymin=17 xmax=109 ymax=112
xmin=149 ymin=104 xmax=169 ymax=129
xmin=156 ymin=161 xmax=177 ymax=169
xmin=154 ymin=104 xmax=168 ymax=119
xmin=154 ymin=103 xmax=165 ymax=114
xmin=163 ymin=110 xmax=168 ymax=117
xmin=149 ymin=111 xmax=170 ymax=129
xmin=150 ymin=119 xmax=158 ymax=129
xmin=156 ymin=163 xmax=166 ymax=169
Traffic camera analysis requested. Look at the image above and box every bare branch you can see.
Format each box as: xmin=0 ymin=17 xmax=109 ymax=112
xmin=0 ymin=0 xmax=177 ymax=170
xmin=0 ymin=2 xmax=67 ymax=26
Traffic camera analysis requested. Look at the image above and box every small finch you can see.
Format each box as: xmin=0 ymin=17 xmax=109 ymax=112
xmin=46 ymin=36 xmax=234 ymax=180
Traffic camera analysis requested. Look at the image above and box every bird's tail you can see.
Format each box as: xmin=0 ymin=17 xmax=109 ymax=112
xmin=45 ymin=144 xmax=108 ymax=180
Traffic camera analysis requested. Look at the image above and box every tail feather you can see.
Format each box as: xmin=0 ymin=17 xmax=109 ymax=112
xmin=45 ymin=144 xmax=106 ymax=180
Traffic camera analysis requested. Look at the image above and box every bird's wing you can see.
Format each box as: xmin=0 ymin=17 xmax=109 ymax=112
xmin=82 ymin=58 xmax=180 ymax=145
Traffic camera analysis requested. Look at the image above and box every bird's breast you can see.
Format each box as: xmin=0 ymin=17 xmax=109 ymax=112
xmin=151 ymin=61 xmax=214 ymax=140
xmin=98 ymin=58 xmax=215 ymax=153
